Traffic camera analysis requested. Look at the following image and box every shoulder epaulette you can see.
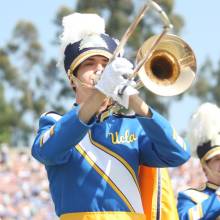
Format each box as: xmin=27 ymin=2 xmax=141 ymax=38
xmin=41 ymin=111 xmax=62 ymax=121
xmin=182 ymin=186 xmax=208 ymax=204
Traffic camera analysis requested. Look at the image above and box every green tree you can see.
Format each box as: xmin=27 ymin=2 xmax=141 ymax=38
xmin=0 ymin=0 xmax=187 ymax=146
xmin=190 ymin=57 xmax=220 ymax=106
xmin=0 ymin=85 xmax=19 ymax=144
xmin=0 ymin=22 xmax=39 ymax=145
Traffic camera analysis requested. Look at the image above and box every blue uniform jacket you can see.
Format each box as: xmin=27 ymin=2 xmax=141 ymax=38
xmin=178 ymin=182 xmax=220 ymax=220
xmin=32 ymin=105 xmax=190 ymax=219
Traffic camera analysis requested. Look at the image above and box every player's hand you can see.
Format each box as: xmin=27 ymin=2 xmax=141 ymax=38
xmin=95 ymin=57 xmax=138 ymax=108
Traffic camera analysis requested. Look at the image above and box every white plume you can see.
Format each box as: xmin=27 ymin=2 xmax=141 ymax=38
xmin=60 ymin=13 xmax=105 ymax=53
xmin=187 ymin=102 xmax=220 ymax=156
xmin=57 ymin=13 xmax=106 ymax=69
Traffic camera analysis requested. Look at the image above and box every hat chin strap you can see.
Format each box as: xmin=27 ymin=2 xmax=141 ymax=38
xmin=67 ymin=70 xmax=96 ymax=89
xmin=68 ymin=69 xmax=103 ymax=89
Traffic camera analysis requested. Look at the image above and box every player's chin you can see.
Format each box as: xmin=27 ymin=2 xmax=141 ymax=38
xmin=101 ymin=98 xmax=110 ymax=106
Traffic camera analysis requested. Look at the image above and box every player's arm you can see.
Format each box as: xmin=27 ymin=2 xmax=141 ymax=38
xmin=31 ymin=106 xmax=96 ymax=166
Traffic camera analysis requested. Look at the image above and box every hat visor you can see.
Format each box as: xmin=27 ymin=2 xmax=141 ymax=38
xmin=203 ymin=146 xmax=220 ymax=161
xmin=70 ymin=49 xmax=112 ymax=74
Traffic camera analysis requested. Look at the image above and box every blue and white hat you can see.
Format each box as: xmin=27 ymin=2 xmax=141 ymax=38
xmin=187 ymin=102 xmax=220 ymax=161
xmin=60 ymin=13 xmax=119 ymax=75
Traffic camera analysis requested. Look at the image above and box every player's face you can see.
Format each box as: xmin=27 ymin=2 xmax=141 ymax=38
xmin=206 ymin=154 xmax=220 ymax=185
xmin=207 ymin=155 xmax=220 ymax=173
xmin=77 ymin=55 xmax=108 ymax=86
xmin=75 ymin=55 xmax=109 ymax=104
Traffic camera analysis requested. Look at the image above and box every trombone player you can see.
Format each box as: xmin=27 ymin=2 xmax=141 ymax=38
xmin=32 ymin=12 xmax=190 ymax=220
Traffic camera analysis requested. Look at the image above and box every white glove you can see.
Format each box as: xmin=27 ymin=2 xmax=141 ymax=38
xmin=113 ymin=80 xmax=139 ymax=108
xmin=95 ymin=57 xmax=138 ymax=108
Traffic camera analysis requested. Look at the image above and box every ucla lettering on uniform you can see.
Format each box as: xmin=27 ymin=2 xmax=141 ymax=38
xmin=109 ymin=130 xmax=137 ymax=144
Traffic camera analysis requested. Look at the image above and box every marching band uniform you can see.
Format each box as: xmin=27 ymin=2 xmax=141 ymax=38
xmin=177 ymin=103 xmax=220 ymax=220
xmin=32 ymin=13 xmax=190 ymax=220
xmin=32 ymin=106 xmax=189 ymax=220
xmin=178 ymin=183 xmax=220 ymax=220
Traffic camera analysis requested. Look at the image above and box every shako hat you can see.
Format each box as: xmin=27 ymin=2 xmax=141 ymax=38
xmin=59 ymin=13 xmax=119 ymax=76
xmin=187 ymin=102 xmax=220 ymax=161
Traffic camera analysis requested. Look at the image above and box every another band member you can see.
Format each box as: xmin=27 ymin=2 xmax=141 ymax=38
xmin=178 ymin=103 xmax=220 ymax=220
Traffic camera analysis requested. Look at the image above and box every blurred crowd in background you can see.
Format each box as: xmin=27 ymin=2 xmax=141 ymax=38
xmin=0 ymin=145 xmax=205 ymax=220
xmin=0 ymin=146 xmax=57 ymax=220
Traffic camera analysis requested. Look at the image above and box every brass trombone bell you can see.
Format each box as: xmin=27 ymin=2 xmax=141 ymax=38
xmin=136 ymin=34 xmax=197 ymax=96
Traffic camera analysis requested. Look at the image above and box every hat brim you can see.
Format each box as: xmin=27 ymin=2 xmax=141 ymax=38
xmin=70 ymin=49 xmax=112 ymax=74
xmin=203 ymin=146 xmax=220 ymax=161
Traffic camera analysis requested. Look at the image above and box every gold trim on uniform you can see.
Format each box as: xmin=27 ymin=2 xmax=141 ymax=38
xmin=39 ymin=126 xmax=55 ymax=147
xmin=49 ymin=125 xmax=55 ymax=136
xmin=40 ymin=136 xmax=44 ymax=147
xmin=75 ymin=144 xmax=135 ymax=212
xmin=206 ymin=182 xmax=219 ymax=190
xmin=188 ymin=205 xmax=203 ymax=220
xmin=60 ymin=211 xmax=146 ymax=220
xmin=198 ymin=204 xmax=203 ymax=219
xmin=100 ymin=110 xmax=111 ymax=122
xmin=196 ymin=184 xmax=206 ymax=191
xmin=151 ymin=168 xmax=159 ymax=220
xmin=183 ymin=189 xmax=209 ymax=204
xmin=189 ymin=207 xmax=193 ymax=220
xmin=88 ymin=131 xmax=140 ymax=191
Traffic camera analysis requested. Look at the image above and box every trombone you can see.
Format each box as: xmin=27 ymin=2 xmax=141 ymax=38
xmin=111 ymin=0 xmax=197 ymax=97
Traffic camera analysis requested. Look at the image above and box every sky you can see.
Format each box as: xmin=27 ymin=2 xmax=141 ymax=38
xmin=0 ymin=0 xmax=220 ymax=133
xmin=170 ymin=0 xmax=220 ymax=132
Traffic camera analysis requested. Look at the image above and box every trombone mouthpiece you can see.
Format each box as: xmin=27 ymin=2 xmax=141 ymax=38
xmin=92 ymin=70 xmax=103 ymax=85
